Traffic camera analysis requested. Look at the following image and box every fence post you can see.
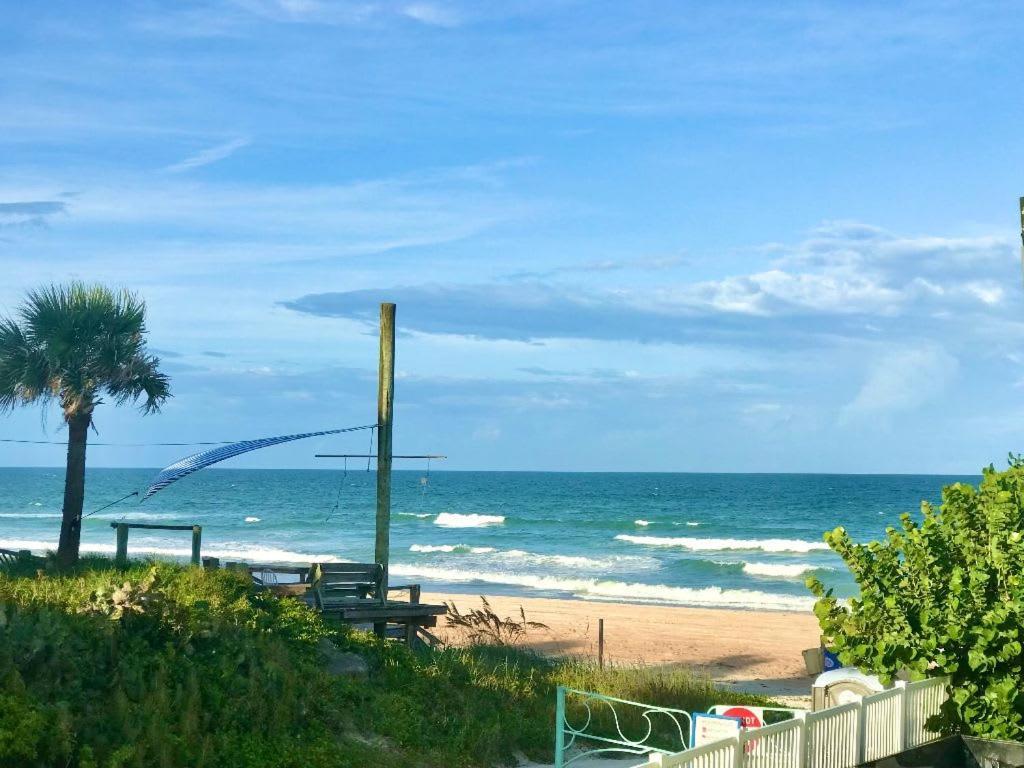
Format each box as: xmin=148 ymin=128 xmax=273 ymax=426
xmin=895 ymin=680 xmax=908 ymax=751
xmin=855 ymin=695 xmax=867 ymax=765
xmin=598 ymin=618 xmax=605 ymax=670
xmin=794 ymin=711 xmax=807 ymax=768
xmin=731 ymin=735 xmax=743 ymax=768
xmin=115 ymin=523 xmax=129 ymax=566
xmin=190 ymin=525 xmax=202 ymax=567
xmin=554 ymin=685 xmax=566 ymax=768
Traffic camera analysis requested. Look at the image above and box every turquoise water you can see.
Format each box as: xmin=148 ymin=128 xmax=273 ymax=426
xmin=0 ymin=468 xmax=977 ymax=611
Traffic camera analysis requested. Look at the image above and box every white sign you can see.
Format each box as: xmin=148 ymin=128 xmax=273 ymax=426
xmin=691 ymin=712 xmax=742 ymax=747
xmin=718 ymin=706 xmax=764 ymax=729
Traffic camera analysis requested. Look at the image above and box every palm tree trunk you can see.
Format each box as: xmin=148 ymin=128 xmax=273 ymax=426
xmin=57 ymin=414 xmax=90 ymax=567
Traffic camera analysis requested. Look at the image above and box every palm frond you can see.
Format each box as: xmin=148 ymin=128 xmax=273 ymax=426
xmin=0 ymin=317 xmax=54 ymax=412
xmin=107 ymin=353 xmax=171 ymax=413
xmin=2 ymin=282 xmax=170 ymax=420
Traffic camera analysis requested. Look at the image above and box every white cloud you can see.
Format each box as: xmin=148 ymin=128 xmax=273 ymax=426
xmin=743 ymin=402 xmax=782 ymax=414
xmin=401 ymin=3 xmax=460 ymax=27
xmin=684 ymin=269 xmax=901 ymax=316
xmin=471 ymin=422 xmax=501 ymax=441
xmin=165 ymin=137 xmax=251 ymax=173
xmin=664 ymin=223 xmax=1017 ymax=323
xmin=965 ymin=281 xmax=1004 ymax=306
xmin=841 ymin=345 xmax=958 ymax=422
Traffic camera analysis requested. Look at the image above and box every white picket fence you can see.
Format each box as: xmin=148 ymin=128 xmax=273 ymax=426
xmin=639 ymin=677 xmax=949 ymax=768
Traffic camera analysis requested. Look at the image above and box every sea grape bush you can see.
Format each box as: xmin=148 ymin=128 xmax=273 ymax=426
xmin=808 ymin=460 xmax=1024 ymax=740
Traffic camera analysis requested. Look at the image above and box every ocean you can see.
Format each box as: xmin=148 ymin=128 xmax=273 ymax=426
xmin=0 ymin=468 xmax=978 ymax=611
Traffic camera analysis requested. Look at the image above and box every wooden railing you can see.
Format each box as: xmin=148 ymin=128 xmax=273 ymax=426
xmin=110 ymin=522 xmax=202 ymax=566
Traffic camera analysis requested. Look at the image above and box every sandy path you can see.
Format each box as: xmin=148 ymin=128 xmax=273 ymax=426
xmin=426 ymin=592 xmax=822 ymax=699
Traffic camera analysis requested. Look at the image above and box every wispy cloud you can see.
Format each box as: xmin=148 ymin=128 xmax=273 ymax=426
xmin=840 ymin=345 xmax=959 ymax=422
xmin=0 ymin=158 xmax=533 ymax=272
xmin=0 ymin=200 xmax=67 ymax=228
xmin=165 ymin=137 xmax=251 ymax=173
xmin=227 ymin=0 xmax=461 ymax=27
xmin=401 ymin=3 xmax=461 ymax=28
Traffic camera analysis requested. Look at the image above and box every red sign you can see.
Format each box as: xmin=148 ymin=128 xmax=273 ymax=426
xmin=721 ymin=706 xmax=763 ymax=729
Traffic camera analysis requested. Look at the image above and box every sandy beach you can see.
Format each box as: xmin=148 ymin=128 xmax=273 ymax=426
xmin=428 ymin=592 xmax=822 ymax=701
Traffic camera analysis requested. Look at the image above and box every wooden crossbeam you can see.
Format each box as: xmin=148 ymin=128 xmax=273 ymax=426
xmin=314 ymin=454 xmax=446 ymax=459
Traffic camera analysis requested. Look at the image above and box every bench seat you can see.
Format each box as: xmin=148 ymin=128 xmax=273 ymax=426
xmin=309 ymin=597 xmax=446 ymax=624
xmin=309 ymin=562 xmax=447 ymax=630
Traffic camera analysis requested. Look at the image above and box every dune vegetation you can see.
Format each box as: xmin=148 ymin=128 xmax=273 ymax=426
xmin=810 ymin=460 xmax=1024 ymax=741
xmin=0 ymin=557 xmax=771 ymax=768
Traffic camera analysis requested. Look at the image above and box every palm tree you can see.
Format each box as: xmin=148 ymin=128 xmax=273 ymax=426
xmin=0 ymin=284 xmax=170 ymax=566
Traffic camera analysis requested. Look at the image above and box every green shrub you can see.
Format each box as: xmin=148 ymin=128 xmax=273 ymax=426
xmin=809 ymin=461 xmax=1024 ymax=740
xmin=0 ymin=559 xmax=769 ymax=767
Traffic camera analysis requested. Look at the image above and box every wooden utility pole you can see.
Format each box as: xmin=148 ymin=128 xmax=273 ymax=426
xmin=374 ymin=303 xmax=396 ymax=635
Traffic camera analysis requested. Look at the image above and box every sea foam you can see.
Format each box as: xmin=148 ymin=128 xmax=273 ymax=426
xmin=408 ymin=545 xmax=654 ymax=571
xmin=0 ymin=538 xmax=342 ymax=565
xmin=89 ymin=512 xmax=181 ymax=521
xmin=433 ymin=513 xmax=505 ymax=528
xmin=742 ymin=562 xmax=819 ymax=578
xmin=410 ymin=544 xmax=496 ymax=554
xmin=499 ymin=549 xmax=634 ymax=569
xmin=615 ymin=534 xmax=828 ymax=553
xmin=388 ymin=563 xmax=815 ymax=611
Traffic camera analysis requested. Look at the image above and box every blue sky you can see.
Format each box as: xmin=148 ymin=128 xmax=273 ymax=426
xmin=1 ymin=0 xmax=1023 ymax=473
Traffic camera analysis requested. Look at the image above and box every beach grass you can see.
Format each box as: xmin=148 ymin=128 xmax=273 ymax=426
xmin=0 ymin=557 xmax=774 ymax=767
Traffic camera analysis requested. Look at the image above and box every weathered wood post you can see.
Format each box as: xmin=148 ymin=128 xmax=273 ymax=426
xmin=1019 ymin=197 xmax=1024 ymax=287
xmin=374 ymin=302 xmax=396 ymax=637
xmin=191 ymin=525 xmax=202 ymax=567
xmin=598 ymin=618 xmax=605 ymax=670
xmin=1019 ymin=196 xmax=1023 ymax=244
xmin=115 ymin=523 xmax=129 ymax=566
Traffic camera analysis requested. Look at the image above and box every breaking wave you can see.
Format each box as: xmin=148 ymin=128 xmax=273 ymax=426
xmin=410 ymin=544 xmax=496 ymax=554
xmin=388 ymin=563 xmax=815 ymax=611
xmin=741 ymin=562 xmax=821 ymax=578
xmin=89 ymin=512 xmax=182 ymax=522
xmin=615 ymin=534 xmax=828 ymax=553
xmin=433 ymin=513 xmax=505 ymax=528
xmin=0 ymin=538 xmax=342 ymax=565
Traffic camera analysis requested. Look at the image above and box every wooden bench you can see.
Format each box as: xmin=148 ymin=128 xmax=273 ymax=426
xmin=245 ymin=564 xmax=312 ymax=586
xmin=246 ymin=564 xmax=312 ymax=596
xmin=0 ymin=548 xmax=39 ymax=571
xmin=310 ymin=562 xmax=447 ymax=642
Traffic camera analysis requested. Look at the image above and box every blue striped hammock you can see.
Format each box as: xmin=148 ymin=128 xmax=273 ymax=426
xmin=142 ymin=425 xmax=375 ymax=500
